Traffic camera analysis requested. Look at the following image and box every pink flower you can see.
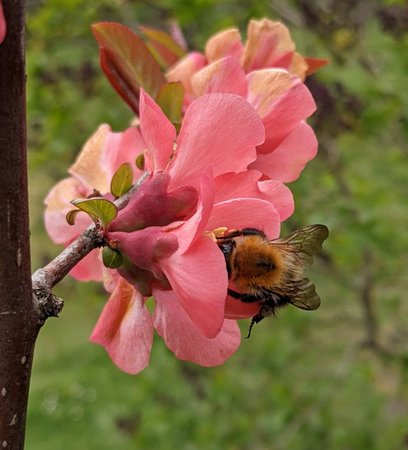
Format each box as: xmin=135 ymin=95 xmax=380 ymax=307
xmin=45 ymin=90 xmax=295 ymax=373
xmin=166 ymin=20 xmax=320 ymax=183
xmin=44 ymin=124 xmax=146 ymax=280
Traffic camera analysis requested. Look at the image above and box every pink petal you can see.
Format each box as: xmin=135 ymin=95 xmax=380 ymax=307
xmin=110 ymin=172 xmax=197 ymax=232
xmin=102 ymin=126 xmax=146 ymax=180
xmin=205 ymin=28 xmax=243 ymax=63
xmin=249 ymin=122 xmax=318 ymax=182
xmin=246 ymin=71 xmax=315 ymax=152
xmin=44 ymin=177 xmax=93 ymax=244
xmin=69 ymin=124 xmax=112 ymax=193
xmin=169 ymin=169 xmax=214 ymax=254
xmin=246 ymin=69 xmax=302 ymax=118
xmin=160 ymin=236 xmax=228 ymax=338
xmin=214 ymin=171 xmax=294 ymax=221
xmin=0 ymin=1 xmax=6 ymax=44
xmin=139 ymin=90 xmax=176 ymax=171
xmin=153 ymin=288 xmax=241 ymax=366
xmin=191 ymin=56 xmax=247 ymax=98
xmin=242 ymin=19 xmax=295 ymax=72
xmin=69 ymin=249 xmax=103 ymax=282
xmin=224 ymin=295 xmax=260 ymax=319
xmin=90 ymin=279 xmax=153 ymax=374
xmin=169 ymin=93 xmax=265 ymax=190
xmin=166 ymin=52 xmax=207 ymax=106
xmin=207 ymin=198 xmax=281 ymax=240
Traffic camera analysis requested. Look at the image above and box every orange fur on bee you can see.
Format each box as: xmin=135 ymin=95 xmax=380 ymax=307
xmin=229 ymin=235 xmax=285 ymax=293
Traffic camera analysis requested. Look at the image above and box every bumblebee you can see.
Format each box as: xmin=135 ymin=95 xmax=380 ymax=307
xmin=216 ymin=224 xmax=329 ymax=337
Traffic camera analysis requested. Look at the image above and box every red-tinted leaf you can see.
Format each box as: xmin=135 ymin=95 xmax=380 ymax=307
xmin=305 ymin=57 xmax=330 ymax=76
xmin=92 ymin=22 xmax=166 ymax=113
xmin=156 ymin=82 xmax=184 ymax=130
xmin=140 ymin=26 xmax=186 ymax=68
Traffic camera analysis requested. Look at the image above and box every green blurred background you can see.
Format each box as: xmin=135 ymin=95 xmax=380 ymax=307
xmin=26 ymin=0 xmax=408 ymax=449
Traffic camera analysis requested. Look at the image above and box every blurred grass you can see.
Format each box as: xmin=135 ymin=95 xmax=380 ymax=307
xmin=25 ymin=0 xmax=408 ymax=449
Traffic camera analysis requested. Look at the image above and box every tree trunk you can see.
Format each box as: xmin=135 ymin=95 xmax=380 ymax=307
xmin=0 ymin=1 xmax=39 ymax=448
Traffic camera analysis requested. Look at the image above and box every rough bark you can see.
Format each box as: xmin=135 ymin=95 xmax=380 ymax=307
xmin=0 ymin=1 xmax=39 ymax=448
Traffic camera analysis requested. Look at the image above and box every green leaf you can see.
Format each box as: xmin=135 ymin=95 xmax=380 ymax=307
xmin=102 ymin=246 xmax=123 ymax=269
xmin=110 ymin=163 xmax=134 ymax=198
xmin=140 ymin=26 xmax=186 ymax=69
xmin=92 ymin=22 xmax=166 ymax=114
xmin=71 ymin=197 xmax=118 ymax=227
xmin=156 ymin=82 xmax=184 ymax=130
xmin=135 ymin=153 xmax=145 ymax=171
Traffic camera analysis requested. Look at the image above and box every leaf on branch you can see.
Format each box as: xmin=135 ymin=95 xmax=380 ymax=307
xmin=110 ymin=163 xmax=134 ymax=198
xmin=156 ymin=82 xmax=184 ymax=130
xmin=66 ymin=209 xmax=83 ymax=226
xmin=102 ymin=246 xmax=124 ymax=269
xmin=70 ymin=197 xmax=118 ymax=228
xmin=92 ymin=22 xmax=166 ymax=114
xmin=140 ymin=26 xmax=186 ymax=69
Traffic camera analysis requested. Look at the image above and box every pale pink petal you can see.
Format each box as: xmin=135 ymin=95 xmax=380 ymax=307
xmin=249 ymin=122 xmax=318 ymax=182
xmin=139 ymin=90 xmax=176 ymax=171
xmin=166 ymin=52 xmax=207 ymax=105
xmin=103 ymin=267 xmax=121 ymax=293
xmin=69 ymin=124 xmax=112 ymax=193
xmin=289 ymin=52 xmax=309 ymax=81
xmin=160 ymin=236 xmax=227 ymax=338
xmin=102 ymin=126 xmax=146 ymax=180
xmin=0 ymin=1 xmax=6 ymax=44
xmin=246 ymin=69 xmax=303 ymax=118
xmin=44 ymin=177 xmax=93 ymax=244
xmin=90 ymin=279 xmax=153 ymax=374
xmin=214 ymin=171 xmax=294 ymax=221
xmin=207 ymin=198 xmax=281 ymax=240
xmin=191 ymin=57 xmax=247 ymax=98
xmin=169 ymin=93 xmax=265 ymax=190
xmin=153 ymin=288 xmax=241 ymax=366
xmin=242 ymin=19 xmax=295 ymax=72
xmin=205 ymin=28 xmax=243 ymax=63
xmin=247 ymin=71 xmax=315 ymax=152
xmin=70 ymin=249 xmax=103 ymax=282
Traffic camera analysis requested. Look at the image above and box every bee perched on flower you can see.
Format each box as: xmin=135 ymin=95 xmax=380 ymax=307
xmin=216 ymin=225 xmax=329 ymax=338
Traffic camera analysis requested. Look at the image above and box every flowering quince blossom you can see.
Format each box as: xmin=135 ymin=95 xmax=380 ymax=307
xmin=166 ymin=20 xmax=320 ymax=183
xmin=45 ymin=90 xmax=295 ymax=373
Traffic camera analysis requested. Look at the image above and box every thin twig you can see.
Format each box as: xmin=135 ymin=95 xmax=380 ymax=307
xmin=32 ymin=171 xmax=150 ymax=324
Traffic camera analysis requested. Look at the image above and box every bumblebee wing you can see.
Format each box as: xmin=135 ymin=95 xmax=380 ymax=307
xmin=288 ymin=278 xmax=321 ymax=310
xmin=272 ymin=224 xmax=329 ymax=266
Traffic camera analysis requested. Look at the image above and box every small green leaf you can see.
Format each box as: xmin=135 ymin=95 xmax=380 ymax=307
xmin=66 ymin=209 xmax=82 ymax=226
xmin=156 ymin=82 xmax=184 ymax=130
xmin=111 ymin=163 xmax=134 ymax=198
xmin=71 ymin=197 xmax=118 ymax=227
xmin=135 ymin=153 xmax=145 ymax=170
xmin=102 ymin=246 xmax=124 ymax=269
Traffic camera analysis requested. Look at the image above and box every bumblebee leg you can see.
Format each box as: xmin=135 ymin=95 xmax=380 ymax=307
xmin=227 ymin=289 xmax=260 ymax=303
xmin=245 ymin=312 xmax=265 ymax=339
